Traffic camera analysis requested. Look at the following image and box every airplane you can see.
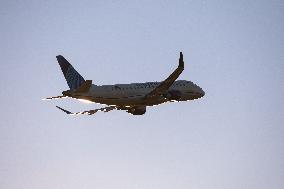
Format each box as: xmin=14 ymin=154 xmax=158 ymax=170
xmin=43 ymin=52 xmax=205 ymax=115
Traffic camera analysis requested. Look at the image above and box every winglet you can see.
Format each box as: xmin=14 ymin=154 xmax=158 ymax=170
xmin=179 ymin=52 xmax=184 ymax=68
xmin=56 ymin=106 xmax=73 ymax=114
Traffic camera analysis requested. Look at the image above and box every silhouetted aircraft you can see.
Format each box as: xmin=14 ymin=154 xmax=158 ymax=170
xmin=43 ymin=52 xmax=205 ymax=115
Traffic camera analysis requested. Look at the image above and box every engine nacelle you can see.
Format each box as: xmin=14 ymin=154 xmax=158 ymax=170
xmin=127 ymin=106 xmax=146 ymax=115
xmin=164 ymin=90 xmax=182 ymax=101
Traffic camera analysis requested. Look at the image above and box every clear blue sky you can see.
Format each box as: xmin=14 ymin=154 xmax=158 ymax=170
xmin=0 ymin=0 xmax=283 ymax=188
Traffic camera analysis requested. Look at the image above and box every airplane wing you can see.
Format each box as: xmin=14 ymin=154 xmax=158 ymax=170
xmin=56 ymin=105 xmax=116 ymax=115
xmin=145 ymin=52 xmax=184 ymax=99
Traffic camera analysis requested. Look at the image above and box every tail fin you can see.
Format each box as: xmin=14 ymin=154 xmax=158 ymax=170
xmin=56 ymin=55 xmax=85 ymax=91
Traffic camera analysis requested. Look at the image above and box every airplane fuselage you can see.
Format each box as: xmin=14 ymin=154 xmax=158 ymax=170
xmin=69 ymin=80 xmax=204 ymax=107
xmin=46 ymin=52 xmax=205 ymax=115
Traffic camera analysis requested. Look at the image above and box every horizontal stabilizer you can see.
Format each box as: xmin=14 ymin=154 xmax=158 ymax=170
xmin=42 ymin=95 xmax=67 ymax=100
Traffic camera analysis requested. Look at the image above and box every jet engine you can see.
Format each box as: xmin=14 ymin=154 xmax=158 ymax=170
xmin=127 ymin=106 xmax=146 ymax=115
xmin=164 ymin=90 xmax=182 ymax=101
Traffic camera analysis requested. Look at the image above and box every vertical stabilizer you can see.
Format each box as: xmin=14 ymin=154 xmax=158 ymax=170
xmin=56 ymin=55 xmax=85 ymax=91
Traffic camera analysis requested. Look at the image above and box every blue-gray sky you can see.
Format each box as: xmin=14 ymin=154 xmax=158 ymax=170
xmin=0 ymin=0 xmax=283 ymax=188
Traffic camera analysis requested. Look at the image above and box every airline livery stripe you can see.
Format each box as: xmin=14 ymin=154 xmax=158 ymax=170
xmin=65 ymin=65 xmax=85 ymax=90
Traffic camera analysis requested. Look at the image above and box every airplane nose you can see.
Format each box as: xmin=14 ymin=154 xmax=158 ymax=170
xmin=192 ymin=84 xmax=205 ymax=99
xmin=198 ymin=88 xmax=205 ymax=98
xmin=200 ymin=89 xmax=205 ymax=97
